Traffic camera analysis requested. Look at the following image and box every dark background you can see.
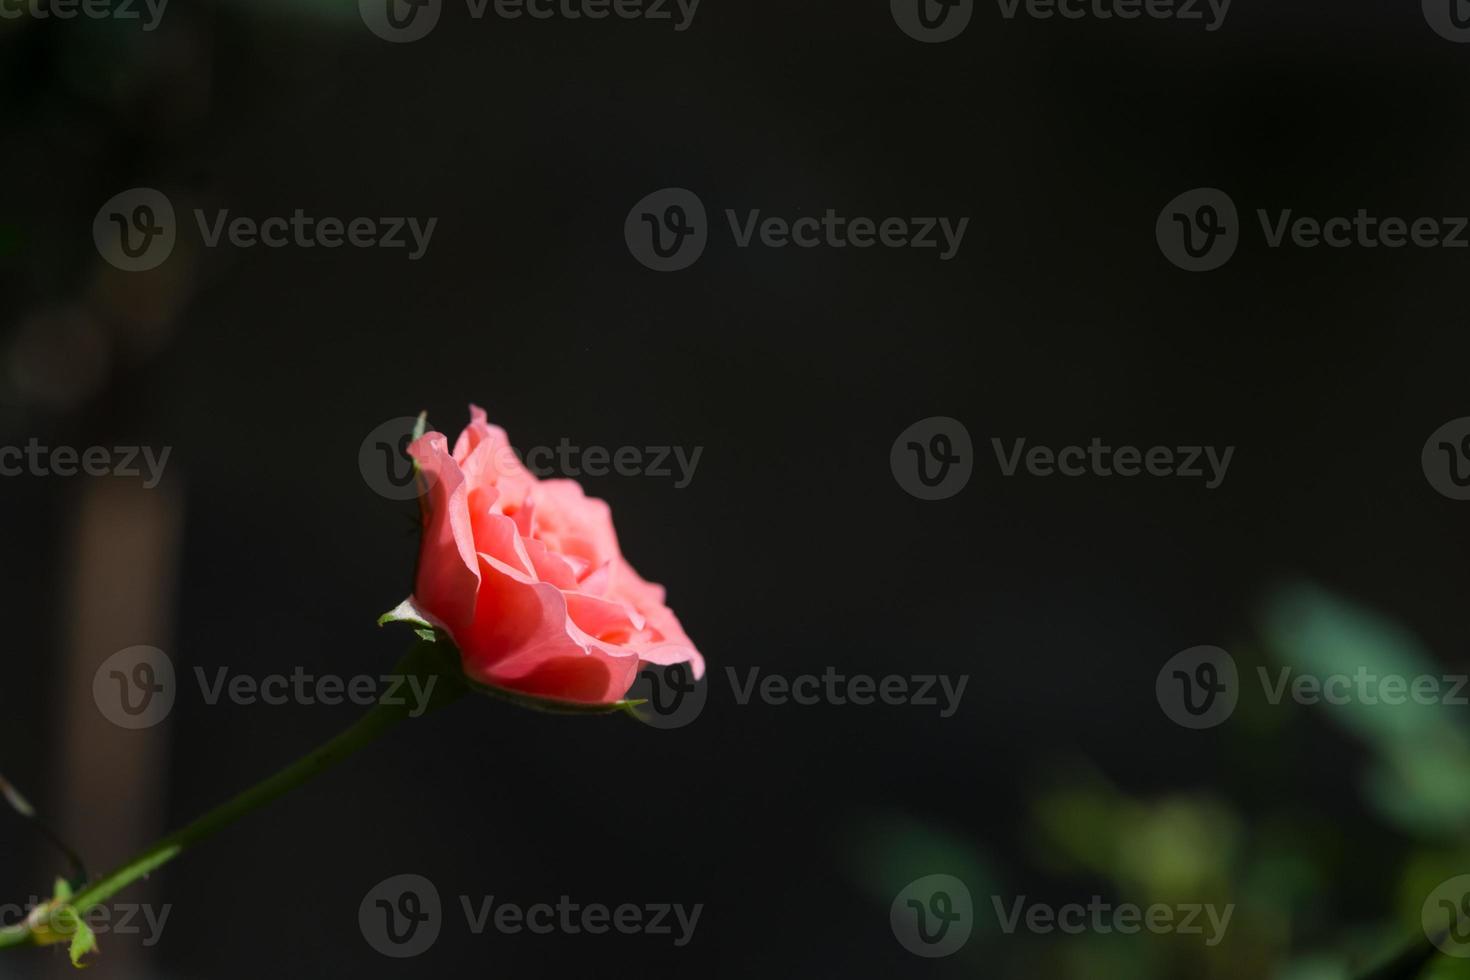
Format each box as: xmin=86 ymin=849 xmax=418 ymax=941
xmin=3 ymin=1 xmax=1470 ymax=976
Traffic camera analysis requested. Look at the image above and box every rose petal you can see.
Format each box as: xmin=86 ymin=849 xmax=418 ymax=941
xmin=460 ymin=554 xmax=640 ymax=703
xmin=530 ymin=480 xmax=621 ymax=572
xmin=467 ymin=488 xmax=534 ymax=578
xmin=407 ymin=431 xmax=480 ymax=631
xmin=564 ymin=592 xmax=646 ymax=643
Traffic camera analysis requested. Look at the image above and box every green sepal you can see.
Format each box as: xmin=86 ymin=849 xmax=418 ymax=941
xmin=66 ymin=918 xmax=97 ymax=968
xmin=26 ymin=881 xmax=98 ymax=967
xmin=377 ymin=597 xmax=433 ymax=632
xmin=388 ymin=639 xmax=470 ymax=717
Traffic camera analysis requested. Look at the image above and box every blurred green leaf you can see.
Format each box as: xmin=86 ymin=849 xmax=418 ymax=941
xmin=1261 ymin=583 xmax=1470 ymax=835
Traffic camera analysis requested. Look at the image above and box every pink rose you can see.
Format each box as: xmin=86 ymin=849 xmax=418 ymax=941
xmin=407 ymin=406 xmax=705 ymax=704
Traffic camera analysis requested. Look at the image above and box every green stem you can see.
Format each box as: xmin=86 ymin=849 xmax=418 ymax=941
xmin=0 ymin=640 xmax=466 ymax=951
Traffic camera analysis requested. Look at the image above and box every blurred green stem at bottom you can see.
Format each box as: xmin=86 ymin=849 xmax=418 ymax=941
xmin=0 ymin=639 xmax=467 ymax=960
